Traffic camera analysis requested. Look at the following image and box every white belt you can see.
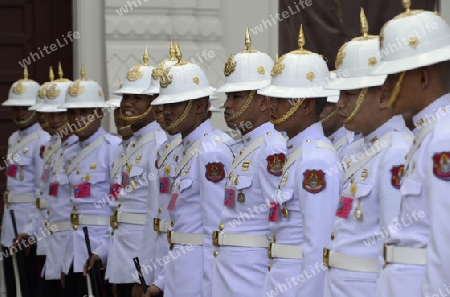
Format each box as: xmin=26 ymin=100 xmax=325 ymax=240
xmin=154 ymin=218 xmax=171 ymax=233
xmin=36 ymin=198 xmax=48 ymax=210
xmin=70 ymin=213 xmax=110 ymax=230
xmin=268 ymin=243 xmax=303 ymax=259
xmin=212 ymin=231 xmax=271 ymax=248
xmin=4 ymin=193 xmax=34 ymax=204
xmin=46 ymin=221 xmax=71 ymax=233
xmin=167 ymin=231 xmax=203 ymax=246
xmin=116 ymin=211 xmax=146 ymax=226
xmin=323 ymin=248 xmax=378 ymax=273
xmin=384 ymin=244 xmax=426 ymax=266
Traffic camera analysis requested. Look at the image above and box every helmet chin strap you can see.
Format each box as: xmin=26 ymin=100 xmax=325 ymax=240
xmin=320 ymin=108 xmax=339 ymax=124
xmin=387 ymin=71 xmax=406 ymax=108
xmin=49 ymin=123 xmax=69 ymax=134
xmin=343 ymin=88 xmax=368 ymax=124
xmin=270 ymin=99 xmax=304 ymax=125
xmin=166 ymin=100 xmax=193 ymax=132
xmin=120 ymin=105 xmax=153 ymax=123
xmin=72 ymin=116 xmax=97 ymax=134
xmin=225 ymin=90 xmax=255 ymax=123
xmin=117 ymin=125 xmax=132 ymax=133
xmin=13 ymin=112 xmax=36 ymax=126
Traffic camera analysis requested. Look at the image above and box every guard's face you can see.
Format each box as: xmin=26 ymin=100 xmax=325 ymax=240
xmin=121 ymin=93 xmax=154 ymax=120
xmin=153 ymin=104 xmax=165 ymax=129
xmin=11 ymin=106 xmax=36 ymax=129
xmin=48 ymin=111 xmax=70 ymax=138
xmin=36 ymin=112 xmax=51 ymax=133
xmin=319 ymin=102 xmax=343 ymax=136
xmin=224 ymin=90 xmax=256 ymax=130
xmin=269 ymin=97 xmax=297 ymax=132
xmin=337 ymin=88 xmax=380 ymax=134
xmin=67 ymin=108 xmax=102 ymax=138
xmin=162 ymin=101 xmax=191 ymax=135
xmin=113 ymin=108 xmax=133 ymax=138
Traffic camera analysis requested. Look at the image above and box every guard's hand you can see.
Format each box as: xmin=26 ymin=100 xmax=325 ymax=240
xmin=83 ymin=253 xmax=100 ymax=276
xmin=11 ymin=232 xmax=32 ymax=256
xmin=144 ymin=285 xmax=162 ymax=297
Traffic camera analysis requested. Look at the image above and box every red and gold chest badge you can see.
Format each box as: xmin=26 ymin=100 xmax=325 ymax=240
xmin=266 ymin=153 xmax=286 ymax=176
xmin=40 ymin=145 xmax=45 ymax=158
xmin=302 ymin=170 xmax=326 ymax=193
xmin=390 ymin=165 xmax=404 ymax=189
xmin=433 ymin=152 xmax=450 ymax=181
xmin=205 ymin=162 xmax=225 ymax=183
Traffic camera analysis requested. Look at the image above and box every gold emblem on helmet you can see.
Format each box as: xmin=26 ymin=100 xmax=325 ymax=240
xmin=224 ymin=54 xmax=237 ymax=77
xmin=159 ymin=68 xmax=173 ymax=89
xmin=46 ymin=84 xmax=60 ymax=99
xmin=368 ymin=57 xmax=378 ymax=66
xmin=306 ymin=72 xmax=315 ymax=82
xmin=271 ymin=54 xmax=285 ymax=78
xmin=68 ymin=80 xmax=85 ymax=96
xmin=126 ymin=64 xmax=144 ymax=82
xmin=12 ymin=82 xmax=26 ymax=95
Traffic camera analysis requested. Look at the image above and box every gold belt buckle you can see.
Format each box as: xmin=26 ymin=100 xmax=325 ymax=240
xmin=212 ymin=231 xmax=220 ymax=247
xmin=70 ymin=213 xmax=79 ymax=230
xmin=323 ymin=248 xmax=330 ymax=269
xmin=3 ymin=192 xmax=9 ymax=209
xmin=167 ymin=230 xmax=174 ymax=250
xmin=267 ymin=242 xmax=274 ymax=259
xmin=110 ymin=210 xmax=118 ymax=229
xmin=153 ymin=218 xmax=161 ymax=234
xmin=383 ymin=243 xmax=388 ymax=269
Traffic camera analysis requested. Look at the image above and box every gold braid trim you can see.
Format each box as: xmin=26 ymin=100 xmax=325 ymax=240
xmin=12 ymin=112 xmax=36 ymax=126
xmin=166 ymin=100 xmax=193 ymax=132
xmin=270 ymin=99 xmax=305 ymax=125
xmin=387 ymin=71 xmax=406 ymax=108
xmin=343 ymin=88 xmax=368 ymax=124
xmin=224 ymin=90 xmax=255 ymax=123
xmin=320 ymin=108 xmax=339 ymax=124
xmin=120 ymin=105 xmax=153 ymax=123
xmin=72 ymin=118 xmax=96 ymax=134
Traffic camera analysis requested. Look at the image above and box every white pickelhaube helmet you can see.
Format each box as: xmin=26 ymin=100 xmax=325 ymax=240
xmin=113 ymin=47 xmax=155 ymax=95
xmin=59 ymin=65 xmax=107 ymax=108
xmin=215 ymin=28 xmax=274 ymax=93
xmin=37 ymin=62 xmax=73 ymax=112
xmin=2 ymin=66 xmax=40 ymax=107
xmin=151 ymin=42 xmax=215 ymax=105
xmin=369 ymin=0 xmax=450 ymax=76
xmin=326 ymin=72 xmax=339 ymax=103
xmin=258 ymin=24 xmax=338 ymax=99
xmin=31 ymin=66 xmax=55 ymax=111
xmin=326 ymin=8 xmax=387 ymax=90
xmin=105 ymin=98 xmax=121 ymax=109
xmin=144 ymin=39 xmax=178 ymax=95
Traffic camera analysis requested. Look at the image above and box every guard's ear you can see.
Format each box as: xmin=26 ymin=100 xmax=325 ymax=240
xmin=258 ymin=94 xmax=271 ymax=112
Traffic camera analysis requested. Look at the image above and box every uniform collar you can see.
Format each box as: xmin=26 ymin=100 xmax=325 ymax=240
xmin=242 ymin=122 xmax=275 ymax=146
xmin=79 ymin=127 xmax=105 ymax=148
xmin=63 ymin=134 xmax=78 ymax=148
xmin=18 ymin=122 xmax=40 ymax=138
xmin=413 ymin=93 xmax=450 ymax=129
xmin=122 ymin=137 xmax=133 ymax=149
xmin=166 ymin=132 xmax=181 ymax=142
xmin=364 ymin=115 xmax=405 ymax=146
xmin=182 ymin=119 xmax=213 ymax=149
xmin=287 ymin=122 xmax=324 ymax=154
xmin=329 ymin=126 xmax=347 ymax=145
xmin=134 ymin=120 xmax=161 ymax=139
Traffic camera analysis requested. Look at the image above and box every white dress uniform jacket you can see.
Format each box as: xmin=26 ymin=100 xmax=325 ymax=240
xmin=45 ymin=134 xmax=78 ymax=280
xmin=373 ymin=96 xmax=449 ymax=297
xmin=1 ymin=123 xmax=50 ymax=247
xmin=106 ymin=121 xmax=166 ymax=284
xmin=213 ymin=122 xmax=286 ymax=297
xmin=329 ymin=126 xmax=355 ymax=158
xmin=62 ymin=127 xmax=120 ymax=273
xmin=421 ymin=94 xmax=450 ymax=297
xmin=152 ymin=133 xmax=182 ymax=290
xmin=324 ymin=115 xmax=412 ymax=297
xmin=23 ymin=134 xmax=61 ymax=256
xmin=163 ymin=119 xmax=234 ymax=297
xmin=263 ymin=122 xmax=342 ymax=297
